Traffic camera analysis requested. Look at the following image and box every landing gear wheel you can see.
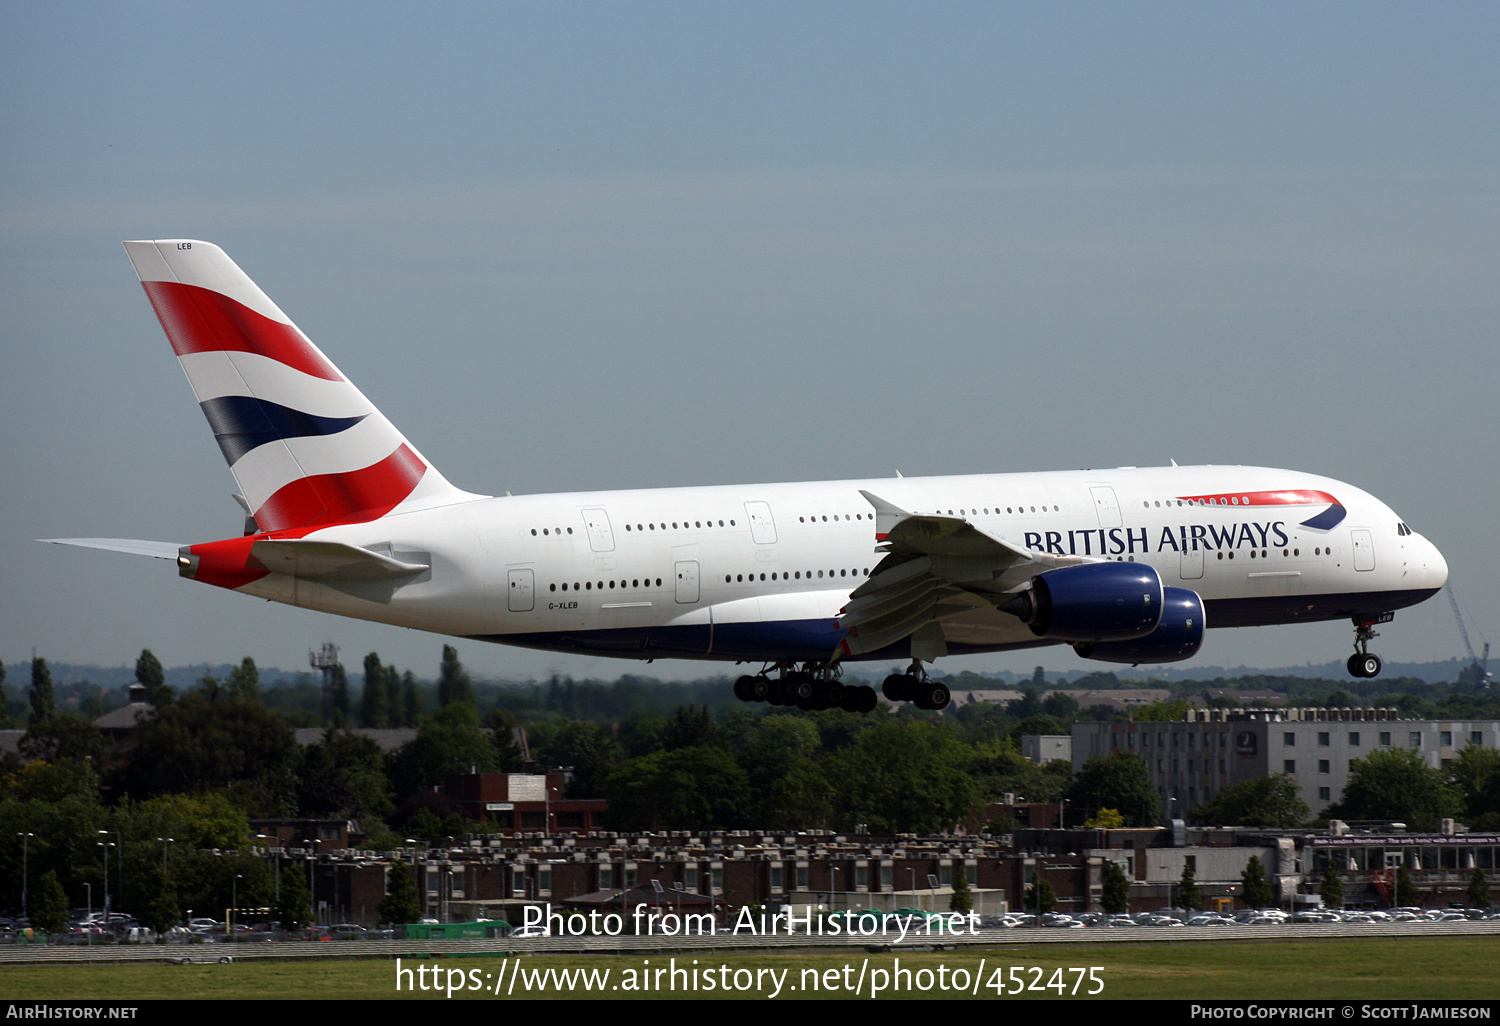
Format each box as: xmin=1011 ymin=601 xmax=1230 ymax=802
xmin=916 ymin=682 xmax=951 ymax=711
xmin=1357 ymin=653 xmax=1382 ymax=678
xmin=883 ymin=674 xmax=916 ymax=702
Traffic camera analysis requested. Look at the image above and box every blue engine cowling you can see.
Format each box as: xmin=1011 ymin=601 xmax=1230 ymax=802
xmin=1006 ymin=562 xmax=1165 ymax=642
xmin=1074 ymin=586 xmax=1206 ymax=664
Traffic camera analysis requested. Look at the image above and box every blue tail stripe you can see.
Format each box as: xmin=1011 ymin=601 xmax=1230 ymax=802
xmin=198 ymin=395 xmax=367 ymax=465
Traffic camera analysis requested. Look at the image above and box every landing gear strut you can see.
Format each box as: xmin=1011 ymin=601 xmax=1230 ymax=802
xmin=1347 ymin=615 xmax=1392 ymax=679
xmin=881 ymin=659 xmax=952 ymax=711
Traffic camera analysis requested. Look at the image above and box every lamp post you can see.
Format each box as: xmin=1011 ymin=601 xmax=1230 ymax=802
xmin=157 ymin=837 xmax=173 ymax=874
xmin=255 ymin=835 xmax=279 ymax=899
xmin=406 ymin=839 xmax=427 ymax=920
xmin=17 ymin=833 xmax=33 ymax=915
xmin=308 ymin=839 xmax=320 ymax=928
xmin=230 ymin=873 xmax=243 ymax=936
xmin=97 ymin=840 xmax=114 ymax=916
xmin=99 ymin=830 xmax=123 ymax=918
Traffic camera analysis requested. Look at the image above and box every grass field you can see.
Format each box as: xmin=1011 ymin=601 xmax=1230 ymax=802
xmin=3 ymin=937 xmax=1498 ymax=1000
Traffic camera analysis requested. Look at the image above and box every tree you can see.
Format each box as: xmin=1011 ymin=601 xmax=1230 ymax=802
xmin=1026 ymin=872 xmax=1057 ymax=914
xmin=227 ymin=657 xmax=260 ymax=702
xmin=19 ymin=713 xmax=107 ymax=766
xmin=274 ymin=868 xmax=313 ymax=931
xmin=135 ymin=649 xmax=170 ymax=707
xmin=605 ymin=746 xmax=749 ymax=831
xmin=824 ymin=721 xmax=980 ymax=834
xmin=400 ymin=670 xmax=419 ymax=727
xmin=388 ymin=702 xmax=497 ymax=798
xmin=486 ymin=709 xmax=527 ymax=773
xmin=29 ymin=869 xmax=69 ymax=934
xmin=1465 ymin=868 xmax=1490 ymax=909
xmin=1085 ymin=807 xmax=1125 ymax=829
xmin=1240 ymin=855 xmax=1274 ymax=909
xmin=380 ymin=861 xmax=423 ymax=926
xmin=1101 ymin=862 xmax=1131 ymax=914
xmin=1449 ymin=745 xmax=1500 ymax=829
xmin=113 ymin=690 xmax=298 ymax=816
xmin=361 ymin=653 xmax=388 ymax=728
xmin=1320 ymin=862 xmax=1344 ymax=909
xmin=949 ymin=867 xmax=973 ymax=914
xmin=1328 ymin=747 xmax=1460 ymax=832
xmin=327 ymin=662 xmax=349 ymax=728
xmin=1179 ymin=861 xmax=1202 ymax=911
xmin=1188 ymin=774 xmax=1309 ymax=828
xmin=136 ymin=862 xmax=181 ymax=934
xmin=29 ymin=657 xmax=55 ymax=725
xmin=438 ymin=645 xmax=473 ymax=707
xmin=297 ymin=730 xmax=394 ymax=819
xmin=1067 ymin=753 xmax=1160 ymax=827
xmin=1395 ymin=865 xmax=1419 ymax=907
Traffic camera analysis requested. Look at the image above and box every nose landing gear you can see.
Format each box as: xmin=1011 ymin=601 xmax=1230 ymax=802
xmin=1347 ymin=613 xmax=1394 ymax=679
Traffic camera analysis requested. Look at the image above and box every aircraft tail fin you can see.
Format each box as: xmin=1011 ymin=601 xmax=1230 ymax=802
xmin=122 ymin=240 xmax=483 ymax=533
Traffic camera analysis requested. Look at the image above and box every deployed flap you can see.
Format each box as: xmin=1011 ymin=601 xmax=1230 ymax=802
xmin=248 ymin=539 xmax=428 ymax=581
xmin=41 ymin=538 xmax=182 ymax=560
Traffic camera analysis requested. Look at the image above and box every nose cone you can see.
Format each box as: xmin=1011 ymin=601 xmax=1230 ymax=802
xmin=1420 ymin=536 xmax=1449 ymax=591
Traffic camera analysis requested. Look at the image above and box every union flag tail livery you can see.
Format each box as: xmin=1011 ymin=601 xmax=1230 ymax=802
xmin=44 ymin=241 xmax=1449 ymax=709
xmin=120 ymin=240 xmax=477 ymax=532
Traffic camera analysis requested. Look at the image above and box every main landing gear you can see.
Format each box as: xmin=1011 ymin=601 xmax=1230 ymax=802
xmin=881 ymin=659 xmax=952 ymax=711
xmin=1347 ymin=614 xmax=1393 ymax=679
xmin=733 ymin=663 xmax=879 ymax=713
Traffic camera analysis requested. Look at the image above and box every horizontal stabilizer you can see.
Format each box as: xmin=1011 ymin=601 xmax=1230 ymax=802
xmin=41 ymin=538 xmax=182 ymax=560
xmin=248 ymin=539 xmax=428 ymax=581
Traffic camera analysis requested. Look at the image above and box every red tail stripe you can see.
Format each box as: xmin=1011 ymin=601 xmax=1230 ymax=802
xmin=252 ymin=444 xmax=426 ymax=532
xmin=140 ymin=280 xmax=342 ymax=381
xmin=1174 ymin=489 xmax=1338 ymax=507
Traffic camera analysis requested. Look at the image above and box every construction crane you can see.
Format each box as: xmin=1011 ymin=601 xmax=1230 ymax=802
xmin=1446 ymin=586 xmax=1491 ymax=689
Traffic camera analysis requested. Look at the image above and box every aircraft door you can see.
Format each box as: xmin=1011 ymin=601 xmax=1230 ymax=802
xmin=507 ymin=568 xmax=534 ymax=612
xmin=1091 ymin=486 xmax=1122 ymax=529
xmin=1181 ymin=544 xmax=1203 ymax=580
xmin=675 ymin=560 xmax=700 ymax=604
xmin=745 ymin=501 xmax=777 ymax=544
xmin=581 ymin=508 xmax=615 ymax=552
xmin=1351 ymin=529 xmax=1375 ymax=571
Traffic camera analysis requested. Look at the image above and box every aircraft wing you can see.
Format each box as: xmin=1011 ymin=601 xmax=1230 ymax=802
xmin=836 ymin=491 xmax=1079 ymax=659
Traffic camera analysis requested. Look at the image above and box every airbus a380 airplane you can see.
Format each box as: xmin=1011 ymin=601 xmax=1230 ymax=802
xmin=49 ymin=241 xmax=1449 ymax=713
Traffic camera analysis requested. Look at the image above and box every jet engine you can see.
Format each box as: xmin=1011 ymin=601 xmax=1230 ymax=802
xmin=1074 ymin=586 xmax=1205 ymax=664
xmin=1003 ymin=561 xmax=1164 ymax=642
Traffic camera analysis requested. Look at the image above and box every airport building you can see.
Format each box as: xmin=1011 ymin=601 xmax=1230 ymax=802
xmin=1070 ymin=707 xmax=1500 ymax=819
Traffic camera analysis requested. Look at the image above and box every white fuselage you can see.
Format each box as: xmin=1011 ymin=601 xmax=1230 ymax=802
xmin=228 ymin=463 xmax=1447 ymax=666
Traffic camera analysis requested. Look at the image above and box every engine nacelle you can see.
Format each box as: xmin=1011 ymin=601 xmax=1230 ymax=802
xmin=1005 ymin=561 xmax=1164 ymax=643
xmin=1074 ymin=586 xmax=1206 ymax=664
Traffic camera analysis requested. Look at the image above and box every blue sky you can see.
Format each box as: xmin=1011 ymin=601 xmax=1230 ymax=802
xmin=3 ymin=2 xmax=1497 ymax=683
